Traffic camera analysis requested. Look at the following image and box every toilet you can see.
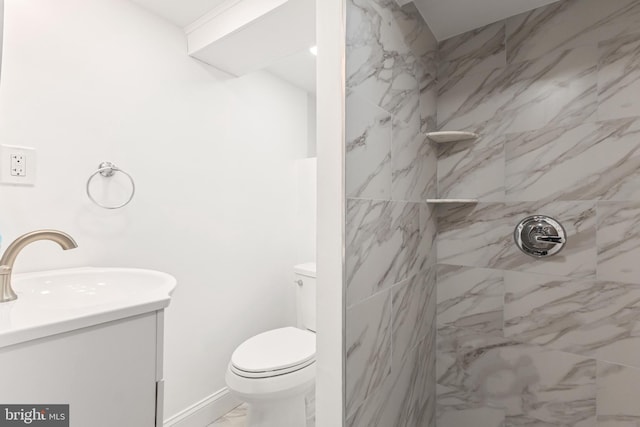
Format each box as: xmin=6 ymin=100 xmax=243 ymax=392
xmin=225 ymin=263 xmax=316 ymax=427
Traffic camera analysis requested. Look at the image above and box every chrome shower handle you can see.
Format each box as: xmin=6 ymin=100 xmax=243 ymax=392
xmin=514 ymin=215 xmax=567 ymax=258
xmin=534 ymin=235 xmax=566 ymax=245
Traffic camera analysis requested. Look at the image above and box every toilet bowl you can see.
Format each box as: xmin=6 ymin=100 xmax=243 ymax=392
xmin=225 ymin=327 xmax=315 ymax=426
xmin=225 ymin=263 xmax=317 ymax=427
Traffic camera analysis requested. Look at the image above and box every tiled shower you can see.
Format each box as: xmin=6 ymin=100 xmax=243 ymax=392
xmin=345 ymin=0 xmax=640 ymax=425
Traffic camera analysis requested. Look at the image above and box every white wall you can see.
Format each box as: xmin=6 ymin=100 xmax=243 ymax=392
xmin=0 ymin=0 xmax=309 ymax=420
xmin=306 ymin=94 xmax=317 ymax=157
xmin=315 ymin=0 xmax=345 ymax=425
xmin=294 ymin=158 xmax=316 ymax=265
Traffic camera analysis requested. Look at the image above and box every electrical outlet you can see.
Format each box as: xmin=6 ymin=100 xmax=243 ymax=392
xmin=11 ymin=154 xmax=26 ymax=176
xmin=0 ymin=145 xmax=36 ymax=185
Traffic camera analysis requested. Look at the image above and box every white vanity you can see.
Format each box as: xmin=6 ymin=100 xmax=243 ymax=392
xmin=0 ymin=267 xmax=176 ymax=427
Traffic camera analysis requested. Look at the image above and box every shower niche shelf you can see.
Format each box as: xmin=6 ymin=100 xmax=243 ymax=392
xmin=426 ymin=199 xmax=479 ymax=205
xmin=426 ymin=131 xmax=478 ymax=144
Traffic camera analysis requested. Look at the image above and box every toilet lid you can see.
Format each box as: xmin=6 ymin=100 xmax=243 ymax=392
xmin=231 ymin=327 xmax=316 ymax=377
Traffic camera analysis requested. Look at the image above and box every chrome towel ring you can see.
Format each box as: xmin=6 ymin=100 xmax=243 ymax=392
xmin=86 ymin=162 xmax=136 ymax=209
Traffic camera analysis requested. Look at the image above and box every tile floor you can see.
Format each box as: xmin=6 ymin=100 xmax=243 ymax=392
xmin=208 ymin=404 xmax=248 ymax=427
xmin=209 ymin=393 xmax=315 ymax=427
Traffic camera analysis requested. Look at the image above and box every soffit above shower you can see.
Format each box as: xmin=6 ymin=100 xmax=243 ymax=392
xmin=398 ymin=0 xmax=561 ymax=41
xmin=130 ymin=0 xmax=315 ymax=80
xmin=129 ymin=0 xmax=231 ymax=28
xmin=185 ymin=0 xmax=315 ymax=77
xmin=131 ymin=0 xmax=562 ymax=44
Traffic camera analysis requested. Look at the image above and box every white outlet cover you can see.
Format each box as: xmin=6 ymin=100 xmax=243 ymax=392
xmin=0 ymin=145 xmax=37 ymax=185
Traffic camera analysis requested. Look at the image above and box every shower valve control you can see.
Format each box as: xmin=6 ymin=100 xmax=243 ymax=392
xmin=514 ymin=215 xmax=567 ymax=258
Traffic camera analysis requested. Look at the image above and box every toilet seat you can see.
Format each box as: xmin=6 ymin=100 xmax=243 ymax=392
xmin=230 ymin=327 xmax=316 ymax=379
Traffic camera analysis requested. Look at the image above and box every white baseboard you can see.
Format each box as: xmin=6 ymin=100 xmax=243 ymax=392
xmin=164 ymin=388 xmax=242 ymax=427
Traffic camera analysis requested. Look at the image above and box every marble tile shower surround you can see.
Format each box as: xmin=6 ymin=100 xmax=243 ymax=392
xmin=347 ymin=329 xmax=435 ymax=427
xmin=598 ymin=32 xmax=640 ymax=121
xmin=438 ymin=21 xmax=506 ymax=85
xmin=438 ymin=43 xmax=598 ymax=137
xmin=346 ymin=94 xmax=392 ymax=199
xmin=345 ymin=0 xmax=438 ymax=201
xmin=434 ymin=264 xmax=640 ymax=425
xmin=433 ymin=0 xmax=640 ymax=425
xmin=392 ymin=268 xmax=436 ymax=365
xmin=392 ymin=114 xmax=436 ymax=203
xmin=503 ymin=271 xmax=640 ymax=367
xmin=505 ymin=118 xmax=640 ymax=202
xmin=506 ymin=0 xmax=640 ymax=65
xmin=436 ymin=326 xmax=597 ymax=427
xmin=436 ymin=265 xmax=503 ymax=336
xmin=346 ymin=0 xmax=418 ymax=124
xmin=597 ymin=361 xmax=640 ymax=426
xmin=345 ymin=199 xmax=422 ymax=306
xmin=597 ymin=201 xmax=640 ymax=285
xmin=345 ymin=200 xmax=436 ymax=417
xmin=345 ymin=288 xmax=393 ymax=417
xmin=437 ymin=201 xmax=596 ymax=278
xmin=345 ymin=0 xmax=438 ymax=424
xmin=345 ymin=268 xmax=436 ymax=422
xmin=437 ymin=42 xmax=599 ymax=201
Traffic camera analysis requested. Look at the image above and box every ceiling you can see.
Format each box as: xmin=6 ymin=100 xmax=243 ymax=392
xmin=130 ymin=0 xmax=317 ymax=93
xmin=410 ymin=0 xmax=561 ymax=41
xmin=129 ymin=0 xmax=231 ymax=28
xmin=265 ymin=49 xmax=317 ymax=94
xmin=128 ymin=0 xmax=563 ymax=92
xmin=131 ymin=0 xmax=563 ymax=41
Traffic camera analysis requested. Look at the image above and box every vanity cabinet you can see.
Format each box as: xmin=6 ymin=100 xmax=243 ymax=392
xmin=0 ymin=311 xmax=165 ymax=427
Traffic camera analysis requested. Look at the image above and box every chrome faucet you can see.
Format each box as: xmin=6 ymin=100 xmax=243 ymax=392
xmin=0 ymin=230 xmax=78 ymax=303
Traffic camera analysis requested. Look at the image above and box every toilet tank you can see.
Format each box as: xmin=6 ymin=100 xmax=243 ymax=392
xmin=294 ymin=263 xmax=316 ymax=332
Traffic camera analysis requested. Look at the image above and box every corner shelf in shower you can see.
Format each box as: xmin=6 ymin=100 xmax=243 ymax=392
xmin=426 ymin=199 xmax=479 ymax=205
xmin=425 ymin=131 xmax=479 ymax=144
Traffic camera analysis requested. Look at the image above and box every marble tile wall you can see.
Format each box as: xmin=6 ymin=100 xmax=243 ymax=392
xmin=345 ymin=0 xmax=438 ymax=425
xmin=435 ymin=1 xmax=640 ymax=425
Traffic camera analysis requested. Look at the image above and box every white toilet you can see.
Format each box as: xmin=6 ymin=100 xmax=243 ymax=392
xmin=225 ymin=263 xmax=316 ymax=427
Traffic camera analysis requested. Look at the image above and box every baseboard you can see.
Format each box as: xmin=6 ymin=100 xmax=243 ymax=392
xmin=164 ymin=388 xmax=241 ymax=427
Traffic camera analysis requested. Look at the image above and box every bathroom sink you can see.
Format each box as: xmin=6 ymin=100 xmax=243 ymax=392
xmin=0 ymin=267 xmax=176 ymax=348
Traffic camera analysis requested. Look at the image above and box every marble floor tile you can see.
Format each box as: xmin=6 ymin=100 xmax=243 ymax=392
xmin=208 ymin=395 xmax=316 ymax=427
xmin=208 ymin=404 xmax=247 ymax=427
